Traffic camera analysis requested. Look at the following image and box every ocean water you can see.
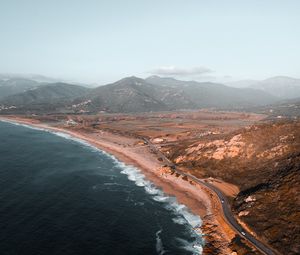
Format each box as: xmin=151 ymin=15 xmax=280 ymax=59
xmin=0 ymin=121 xmax=204 ymax=255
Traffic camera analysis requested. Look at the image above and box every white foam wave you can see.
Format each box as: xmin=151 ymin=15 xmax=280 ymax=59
xmin=116 ymin=161 xmax=203 ymax=229
xmin=144 ymin=184 xmax=162 ymax=195
xmin=0 ymin=119 xmax=104 ymax=154
xmin=172 ymin=217 xmax=187 ymax=225
xmin=153 ymin=195 xmax=169 ymax=203
xmin=0 ymin=119 xmax=46 ymax=131
xmin=176 ymin=237 xmax=203 ymax=255
xmin=155 ymin=229 xmax=166 ymax=255
xmin=116 ymin=162 xmax=202 ymax=232
xmin=117 ymin=161 xmax=204 ymax=254
xmin=50 ymin=131 xmax=100 ymax=153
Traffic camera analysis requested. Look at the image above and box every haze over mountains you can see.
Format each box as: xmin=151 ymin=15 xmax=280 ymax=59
xmin=0 ymin=78 xmax=43 ymax=100
xmin=0 ymin=73 xmax=60 ymax=83
xmin=2 ymin=83 xmax=89 ymax=105
xmin=227 ymin=76 xmax=300 ymax=99
xmin=1 ymin=74 xmax=300 ymax=114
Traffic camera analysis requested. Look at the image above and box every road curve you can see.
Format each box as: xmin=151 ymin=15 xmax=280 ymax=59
xmin=143 ymin=138 xmax=277 ymax=255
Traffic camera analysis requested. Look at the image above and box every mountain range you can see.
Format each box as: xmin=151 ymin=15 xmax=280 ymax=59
xmin=146 ymin=76 xmax=276 ymax=108
xmin=227 ymin=76 xmax=300 ymax=99
xmin=1 ymin=74 xmax=299 ymax=114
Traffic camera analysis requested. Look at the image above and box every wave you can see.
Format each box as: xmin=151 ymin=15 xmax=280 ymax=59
xmin=176 ymin=237 xmax=203 ymax=255
xmin=0 ymin=119 xmax=47 ymax=132
xmin=155 ymin=229 xmax=166 ymax=255
xmin=0 ymin=119 xmax=103 ymax=154
xmin=116 ymin=161 xmax=204 ymax=254
xmin=1 ymin=119 xmax=204 ymax=254
xmin=117 ymin=161 xmax=202 ymax=228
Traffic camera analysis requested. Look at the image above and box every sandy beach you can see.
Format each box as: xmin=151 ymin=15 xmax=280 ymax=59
xmin=0 ymin=116 xmax=238 ymax=254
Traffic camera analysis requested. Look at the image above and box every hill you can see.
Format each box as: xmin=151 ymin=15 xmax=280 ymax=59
xmin=0 ymin=78 xmax=43 ymax=99
xmin=243 ymin=97 xmax=300 ymax=120
xmin=146 ymin=76 xmax=277 ymax=108
xmin=168 ymin=120 xmax=300 ymax=255
xmin=0 ymin=83 xmax=89 ymax=113
xmin=72 ymin=76 xmax=195 ymax=113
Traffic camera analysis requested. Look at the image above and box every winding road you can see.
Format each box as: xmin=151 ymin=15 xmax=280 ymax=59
xmin=143 ymin=138 xmax=277 ymax=255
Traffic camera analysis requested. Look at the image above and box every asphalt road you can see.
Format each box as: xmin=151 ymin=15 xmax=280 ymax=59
xmin=143 ymin=138 xmax=277 ymax=255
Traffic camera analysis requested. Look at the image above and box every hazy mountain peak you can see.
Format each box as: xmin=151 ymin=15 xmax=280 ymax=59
xmin=147 ymin=75 xmax=178 ymax=81
xmin=263 ymin=76 xmax=300 ymax=84
xmin=248 ymin=76 xmax=300 ymax=99
xmin=0 ymin=73 xmax=60 ymax=83
xmin=111 ymin=76 xmax=147 ymax=87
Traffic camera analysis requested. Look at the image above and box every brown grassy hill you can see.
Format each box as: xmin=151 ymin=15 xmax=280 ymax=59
xmin=169 ymin=120 xmax=300 ymax=254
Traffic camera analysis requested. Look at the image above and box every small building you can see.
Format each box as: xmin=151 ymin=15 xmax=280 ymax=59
xmin=66 ymin=119 xmax=78 ymax=126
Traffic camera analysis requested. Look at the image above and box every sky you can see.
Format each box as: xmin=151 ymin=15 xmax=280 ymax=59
xmin=0 ymin=0 xmax=299 ymax=84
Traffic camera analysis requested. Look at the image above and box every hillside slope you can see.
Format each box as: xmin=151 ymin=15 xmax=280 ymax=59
xmin=146 ymin=76 xmax=277 ymax=108
xmin=0 ymin=83 xmax=89 ymax=113
xmin=0 ymin=78 xmax=42 ymax=99
xmin=73 ymin=76 xmax=195 ymax=113
xmin=168 ymin=121 xmax=300 ymax=255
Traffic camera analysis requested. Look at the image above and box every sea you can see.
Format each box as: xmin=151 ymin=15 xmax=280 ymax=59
xmin=0 ymin=120 xmax=204 ymax=255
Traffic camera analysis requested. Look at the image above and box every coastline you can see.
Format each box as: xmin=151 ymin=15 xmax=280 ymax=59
xmin=0 ymin=116 xmax=237 ymax=254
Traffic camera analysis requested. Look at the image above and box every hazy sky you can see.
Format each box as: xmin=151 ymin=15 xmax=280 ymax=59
xmin=1 ymin=0 xmax=299 ymax=84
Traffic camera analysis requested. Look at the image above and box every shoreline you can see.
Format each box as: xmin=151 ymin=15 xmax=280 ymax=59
xmin=0 ymin=116 xmax=236 ymax=254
